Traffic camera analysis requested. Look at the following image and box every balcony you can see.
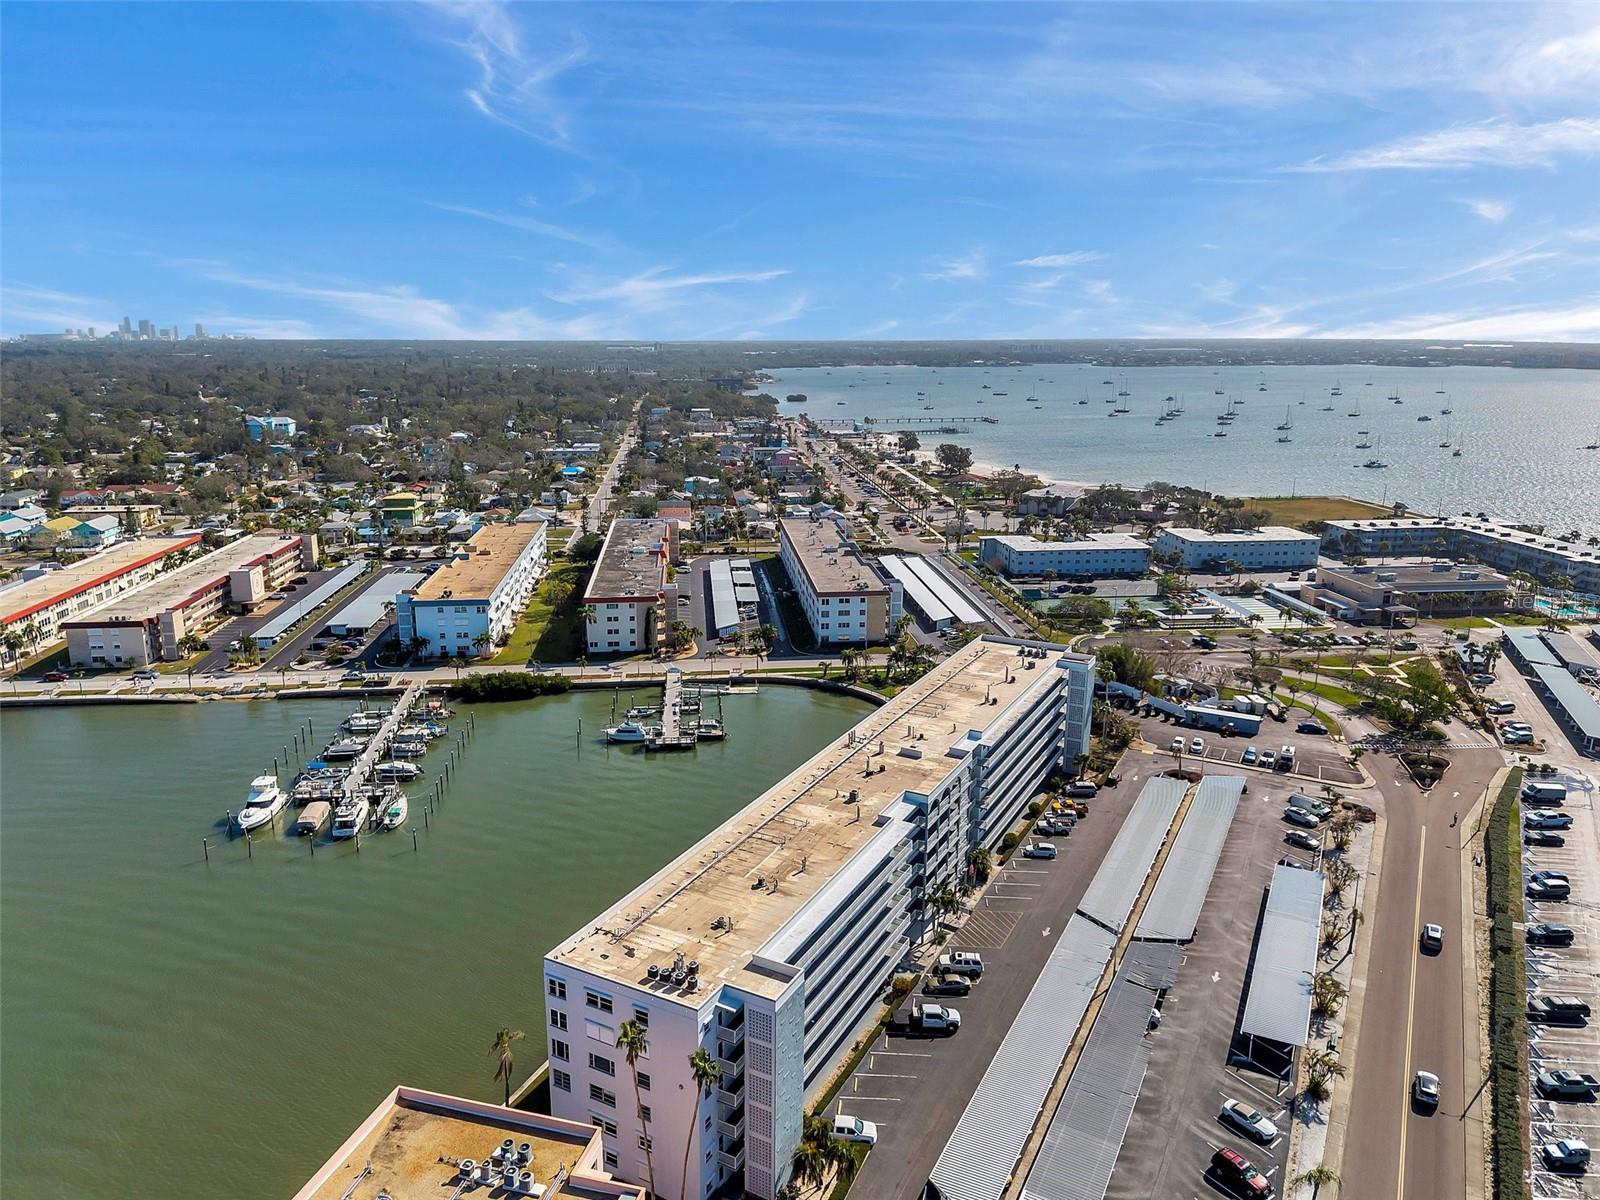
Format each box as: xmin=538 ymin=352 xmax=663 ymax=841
xmin=714 ymin=1039 xmax=746 ymax=1074
xmin=715 ymin=1004 xmax=745 ymax=1034
xmin=717 ymin=1136 xmax=746 ymax=1171
xmin=716 ymin=1103 xmax=745 ymax=1140
xmin=715 ymin=1070 xmax=745 ymax=1107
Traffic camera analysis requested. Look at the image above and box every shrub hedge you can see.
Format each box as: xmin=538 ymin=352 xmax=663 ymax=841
xmin=1484 ymin=768 xmax=1526 ymax=1200
xmin=447 ymin=672 xmax=573 ymax=703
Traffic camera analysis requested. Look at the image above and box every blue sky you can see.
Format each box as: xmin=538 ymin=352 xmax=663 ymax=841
xmin=3 ymin=1 xmax=1598 ymax=341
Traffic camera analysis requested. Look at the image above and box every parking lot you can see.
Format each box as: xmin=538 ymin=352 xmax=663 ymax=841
xmin=1521 ymin=766 xmax=1600 ymax=1199
xmin=1108 ymin=777 xmax=1325 ymax=1199
xmin=1133 ymin=710 xmax=1366 ymax=788
xmin=835 ymin=768 xmax=1145 ymax=1200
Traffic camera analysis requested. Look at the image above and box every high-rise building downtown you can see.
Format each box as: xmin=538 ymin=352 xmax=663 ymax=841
xmin=543 ymin=637 xmax=1095 ymax=1200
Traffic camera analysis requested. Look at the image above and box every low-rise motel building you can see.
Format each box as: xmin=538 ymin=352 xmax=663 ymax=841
xmin=1151 ymin=525 xmax=1320 ymax=572
xmin=544 ymin=637 xmax=1095 ymax=1200
xmin=59 ymin=532 xmax=314 ymax=667
xmin=978 ymin=531 xmax=1151 ymax=579
xmin=582 ymin=518 xmax=679 ymax=656
xmin=0 ymin=534 xmax=200 ymax=667
xmin=292 ymin=1085 xmax=646 ymax=1200
xmin=778 ymin=514 xmax=900 ymax=646
xmin=396 ymin=521 xmax=547 ymax=659
xmin=1321 ymin=516 xmax=1600 ymax=593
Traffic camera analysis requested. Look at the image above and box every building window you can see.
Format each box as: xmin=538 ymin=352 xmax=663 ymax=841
xmin=604 ymin=1151 xmax=619 ymax=1171
xmin=589 ymin=1052 xmax=615 ymax=1076
xmin=633 ymin=1005 xmax=649 ymax=1028
xmin=552 ymin=1069 xmax=571 ymax=1092
xmin=551 ymin=1038 xmax=569 ymax=1062
xmin=636 ymin=1071 xmax=650 ymax=1092
xmin=589 ymin=1084 xmax=617 ymax=1108
xmin=585 ymin=990 xmax=613 ymax=1013
xmin=592 ymin=1116 xmax=618 ymax=1138
xmin=640 ymin=1105 xmax=651 ymax=1123
xmin=548 ymin=978 xmax=567 ymax=1000
xmin=550 ymin=1008 xmax=567 ymax=1031
xmin=638 ymin=1133 xmax=653 ymax=1151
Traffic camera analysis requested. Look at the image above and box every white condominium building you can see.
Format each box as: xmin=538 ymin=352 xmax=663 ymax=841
xmin=395 ymin=522 xmax=547 ymax=658
xmin=978 ymin=532 xmax=1151 ymax=579
xmin=1321 ymin=517 xmax=1600 ymax=593
xmin=583 ymin=519 xmax=680 ymax=655
xmin=778 ymin=515 xmax=900 ymax=645
xmin=544 ymin=637 xmax=1095 ymax=1200
xmin=1152 ymin=525 xmax=1319 ymax=571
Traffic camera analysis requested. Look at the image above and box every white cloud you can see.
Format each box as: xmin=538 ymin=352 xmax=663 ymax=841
xmin=551 ymin=266 xmax=789 ymax=310
xmin=0 ymin=283 xmax=114 ymax=331
xmin=1319 ymin=299 xmax=1600 ymax=341
xmin=1460 ymin=198 xmax=1512 ymax=223
xmin=858 ymin=318 xmax=900 ymax=336
xmin=1012 ymin=252 xmax=1105 ymax=268
xmin=1491 ymin=20 xmax=1600 ymax=96
xmin=426 ymin=202 xmax=617 ymax=251
xmin=1289 ymin=117 xmax=1600 ymax=172
xmin=1084 ymin=279 xmax=1114 ymax=299
xmin=1197 ymin=279 xmax=1238 ymax=302
xmin=924 ymin=250 xmax=987 ymax=282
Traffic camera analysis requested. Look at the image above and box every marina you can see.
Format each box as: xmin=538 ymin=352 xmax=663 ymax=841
xmin=0 ymin=686 xmax=870 ymax=1199
xmin=603 ymin=667 xmax=733 ymax=751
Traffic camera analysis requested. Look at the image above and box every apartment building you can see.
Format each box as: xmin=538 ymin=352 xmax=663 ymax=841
xmin=582 ymin=519 xmax=678 ymax=655
xmin=1321 ymin=517 xmax=1600 ymax=593
xmin=778 ymin=515 xmax=900 ymax=645
xmin=1306 ymin=561 xmax=1513 ymax=624
xmin=1152 ymin=526 xmax=1320 ymax=571
xmin=395 ymin=522 xmax=547 ymax=658
xmin=544 ymin=637 xmax=1095 ymax=1200
xmin=60 ymin=532 xmax=312 ymax=666
xmin=978 ymin=532 xmax=1150 ymax=579
xmin=0 ymin=535 xmax=200 ymax=665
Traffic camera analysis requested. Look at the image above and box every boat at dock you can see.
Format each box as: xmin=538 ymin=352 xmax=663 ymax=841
xmin=375 ymin=761 xmax=424 ymax=782
xmin=294 ymin=801 xmax=332 ymax=836
xmin=320 ymin=738 xmax=367 ymax=761
xmin=344 ymin=712 xmax=387 ymax=733
xmin=605 ymin=721 xmax=655 ymax=744
xmin=626 ymin=705 xmax=661 ymax=719
xmin=330 ymin=796 xmax=370 ymax=839
xmin=379 ymin=794 xmax=408 ymax=831
xmin=693 ymin=719 xmax=727 ymax=740
xmin=235 ymin=775 xmax=288 ymax=832
xmin=388 ymin=739 xmax=429 ymax=758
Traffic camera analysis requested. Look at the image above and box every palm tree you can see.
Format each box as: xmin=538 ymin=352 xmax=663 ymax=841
xmin=489 ymin=1027 xmax=525 ymax=1105
xmin=1290 ymin=1164 xmax=1341 ymax=1197
xmin=616 ymin=1021 xmax=656 ymax=1196
xmin=680 ymin=1049 xmax=722 ymax=1200
xmin=790 ymin=1114 xmax=859 ymax=1194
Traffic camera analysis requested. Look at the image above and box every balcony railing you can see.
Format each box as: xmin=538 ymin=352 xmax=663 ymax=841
xmin=715 ymin=1071 xmax=745 ymax=1107
xmin=716 ymin=1103 xmax=745 ymax=1139
xmin=715 ymin=1040 xmax=746 ymax=1073
xmin=717 ymin=1136 xmax=746 ymax=1171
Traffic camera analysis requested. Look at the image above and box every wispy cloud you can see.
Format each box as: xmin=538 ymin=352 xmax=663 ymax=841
xmin=858 ymin=318 xmax=900 ymax=336
xmin=1288 ymin=117 xmax=1600 ymax=172
xmin=1460 ymin=198 xmax=1512 ymax=223
xmin=425 ymin=201 xmax=618 ymax=251
xmin=1 ymin=283 xmax=114 ymax=330
xmin=551 ymin=266 xmax=789 ymax=310
xmin=924 ymin=250 xmax=987 ymax=281
xmin=1319 ymin=299 xmax=1600 ymax=342
xmin=421 ymin=1 xmax=589 ymax=146
xmin=1012 ymin=252 xmax=1106 ymax=269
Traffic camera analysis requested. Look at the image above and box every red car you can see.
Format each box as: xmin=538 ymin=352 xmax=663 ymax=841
xmin=42 ymin=670 xmax=69 ymax=682
xmin=1211 ymin=1147 xmax=1273 ymax=1197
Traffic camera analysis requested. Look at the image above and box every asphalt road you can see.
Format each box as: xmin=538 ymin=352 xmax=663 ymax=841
xmin=1341 ymin=738 xmax=1501 ymax=1200
xmin=839 ymin=769 xmax=1144 ymax=1200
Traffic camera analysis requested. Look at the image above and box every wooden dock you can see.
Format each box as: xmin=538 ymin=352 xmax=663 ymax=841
xmin=344 ymin=680 xmax=427 ymax=788
xmin=647 ymin=668 xmax=698 ymax=751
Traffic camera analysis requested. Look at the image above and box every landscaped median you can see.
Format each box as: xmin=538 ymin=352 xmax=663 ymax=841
xmin=1483 ymin=767 xmax=1527 ymax=1200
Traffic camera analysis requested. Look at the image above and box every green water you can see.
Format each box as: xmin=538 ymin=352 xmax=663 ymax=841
xmin=0 ymin=687 xmax=869 ymax=1199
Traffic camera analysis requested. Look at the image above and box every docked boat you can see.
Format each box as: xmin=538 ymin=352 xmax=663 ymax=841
xmin=235 ymin=775 xmax=288 ymax=832
xmin=379 ymin=794 xmax=408 ymax=831
xmin=694 ymin=719 xmax=727 ymax=740
xmin=625 ymin=705 xmax=661 ymax=719
xmin=605 ymin=721 xmax=655 ymax=744
xmin=321 ymin=738 xmax=367 ymax=761
xmin=1417 ymin=414 xmax=1432 ymax=422
xmin=375 ymin=761 xmax=424 ymax=782
xmin=294 ymin=801 xmax=332 ymax=836
xmin=388 ymin=739 xmax=428 ymax=758
xmin=330 ymin=796 xmax=371 ymax=839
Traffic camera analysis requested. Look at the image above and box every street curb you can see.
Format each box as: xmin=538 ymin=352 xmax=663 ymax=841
xmin=1460 ymin=766 xmax=1505 ymax=1200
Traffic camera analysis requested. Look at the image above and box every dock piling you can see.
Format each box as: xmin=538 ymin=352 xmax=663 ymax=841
xmin=412 ymin=829 xmax=418 ymax=852
xmin=202 ymin=837 xmax=209 ymax=862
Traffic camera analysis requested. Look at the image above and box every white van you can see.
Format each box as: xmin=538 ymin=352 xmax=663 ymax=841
xmin=1523 ymin=781 xmax=1569 ymax=806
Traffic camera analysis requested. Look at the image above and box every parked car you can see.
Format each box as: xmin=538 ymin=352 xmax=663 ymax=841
xmin=342 ymin=669 xmax=367 ymax=682
xmin=1413 ymin=1070 xmax=1441 ymax=1108
xmin=1525 ymin=830 xmax=1566 ymax=847
xmin=935 ymin=951 xmax=985 ymax=977
xmin=1192 ymin=635 xmax=1219 ymax=649
xmin=1022 ymin=842 xmax=1058 ymax=860
xmin=1532 ymin=869 xmax=1571 ymax=887
xmin=831 ymin=1114 xmax=879 ymax=1145
xmin=1259 ymin=749 xmax=1277 ymax=769
xmin=1525 ymin=812 xmax=1574 ymax=831
xmin=1529 ymin=878 xmax=1572 ymax=901
xmin=1190 ymin=737 xmax=1206 ymax=754
xmin=1541 ymin=1139 xmax=1591 ymax=1171
xmin=130 ymin=668 xmax=158 ymax=680
xmin=1536 ymin=1070 xmax=1600 ymax=1099
xmin=42 ymin=670 xmax=68 ymax=682
xmin=1288 ymin=793 xmax=1332 ymax=819
xmin=1170 ymin=736 xmax=1187 ymax=753
xmin=1420 ymin=923 xmax=1444 ymax=952
xmin=1527 ymin=923 xmax=1575 ymax=947
xmin=1219 ymin=1099 xmax=1279 ymax=1143
xmin=888 ymin=1000 xmax=961 ymax=1037
xmin=1278 ymin=745 xmax=1296 ymax=768
xmin=1065 ymin=781 xmax=1098 ymax=799
xmin=922 ymin=973 xmax=972 ymax=997
xmin=1283 ymin=807 xmax=1321 ymax=829
xmin=1209 ymin=1147 xmax=1273 ymax=1197
xmin=1242 ymin=746 xmax=1258 ymax=765
xmin=1530 ymin=995 xmax=1592 ymax=1023
xmin=1470 ymin=672 xmax=1496 ymax=686
xmin=1487 ymin=700 xmax=1517 ymax=715
xmin=1285 ymin=829 xmax=1321 ymax=852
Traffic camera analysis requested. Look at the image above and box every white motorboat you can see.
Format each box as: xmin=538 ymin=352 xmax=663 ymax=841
xmin=380 ymin=794 xmax=408 ymax=831
xmin=375 ymin=761 xmax=424 ymax=782
xmin=389 ymin=740 xmax=428 ymax=758
xmin=606 ymin=721 xmax=655 ymax=744
xmin=344 ymin=712 xmax=386 ymax=733
xmin=235 ymin=775 xmax=288 ymax=832
xmin=330 ymin=796 xmax=371 ymax=839
xmin=321 ymin=737 xmax=367 ymax=761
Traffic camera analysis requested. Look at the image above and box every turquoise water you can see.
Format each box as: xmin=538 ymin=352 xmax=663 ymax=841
xmin=0 ymin=687 xmax=870 ymax=1199
xmin=770 ymin=363 xmax=1600 ymax=531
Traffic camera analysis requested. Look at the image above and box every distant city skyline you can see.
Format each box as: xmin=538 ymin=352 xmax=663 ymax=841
xmin=2 ymin=2 xmax=1597 ymax=341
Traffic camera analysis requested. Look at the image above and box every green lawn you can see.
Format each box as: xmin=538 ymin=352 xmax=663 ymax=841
xmin=1285 ymin=676 xmax=1366 ymax=709
xmin=491 ymin=560 xmax=589 ymax=665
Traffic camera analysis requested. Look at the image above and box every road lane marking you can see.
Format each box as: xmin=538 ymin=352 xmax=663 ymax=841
xmin=1398 ymin=825 xmax=1427 ymax=1200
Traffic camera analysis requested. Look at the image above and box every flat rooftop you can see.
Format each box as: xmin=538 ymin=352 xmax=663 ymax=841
xmin=0 ymin=536 xmax=199 ymax=623
xmin=413 ymin=523 xmax=543 ymax=602
xmin=1159 ymin=525 xmax=1316 ymax=543
xmin=295 ymin=1087 xmax=638 ymax=1200
xmin=1324 ymin=517 xmax=1600 ymax=565
xmin=780 ymin=516 xmax=889 ymax=595
xmin=550 ymin=637 xmax=1083 ymax=1001
xmin=64 ymin=533 xmax=295 ymax=623
xmin=1319 ymin=561 xmax=1510 ymax=589
xmin=583 ymin=518 xmax=669 ymax=602
xmin=985 ymin=532 xmax=1147 ymax=553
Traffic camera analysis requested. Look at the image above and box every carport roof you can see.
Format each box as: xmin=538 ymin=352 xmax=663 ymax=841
xmin=1531 ymin=662 xmax=1600 ymax=739
xmin=1021 ymin=942 xmax=1182 ymax=1200
xmin=1077 ymin=776 xmax=1188 ymax=934
xmin=928 ymin=917 xmax=1117 ymax=1200
xmin=1240 ymin=863 xmax=1325 ymax=1047
xmin=1134 ymin=775 xmax=1244 ymax=942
